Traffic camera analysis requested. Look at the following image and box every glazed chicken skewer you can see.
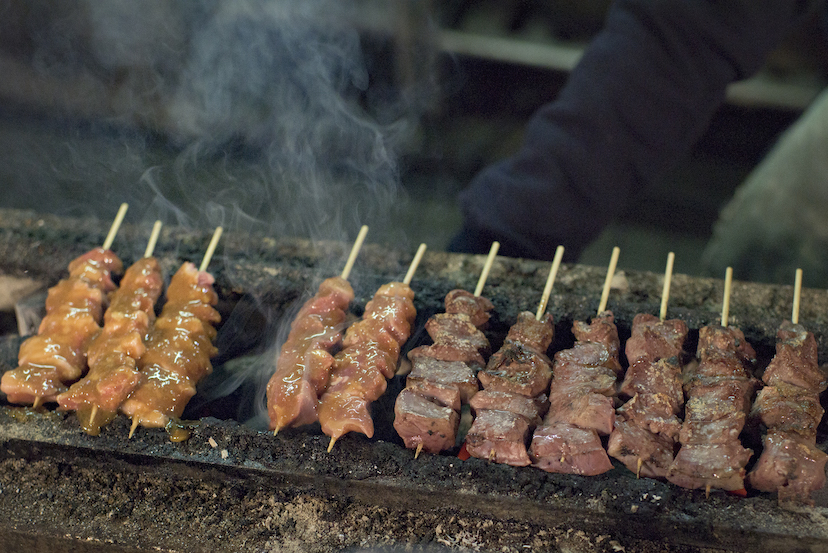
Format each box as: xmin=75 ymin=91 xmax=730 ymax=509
xmin=121 ymin=226 xmax=223 ymax=440
xmin=267 ymin=226 xmax=368 ymax=434
xmin=57 ymin=221 xmax=165 ymax=435
xmin=320 ymin=242 xmax=427 ymax=451
xmin=394 ymin=242 xmax=500 ymax=459
xmin=1 ymin=203 xmax=128 ymax=408
xmin=464 ymin=245 xmax=564 ymax=466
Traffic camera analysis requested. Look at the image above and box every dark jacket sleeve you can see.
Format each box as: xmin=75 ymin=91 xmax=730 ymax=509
xmin=451 ymin=0 xmax=812 ymax=261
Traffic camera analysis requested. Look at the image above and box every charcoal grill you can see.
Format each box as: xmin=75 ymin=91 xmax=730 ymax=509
xmin=1 ymin=207 xmax=827 ymax=553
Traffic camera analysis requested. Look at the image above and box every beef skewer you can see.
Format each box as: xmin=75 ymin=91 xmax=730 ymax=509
xmin=121 ymin=226 xmax=223 ymax=440
xmin=56 ymin=221 xmax=165 ymax=435
xmin=747 ymin=268 xmax=828 ymax=505
xmin=529 ymin=247 xmax=623 ymax=476
xmin=319 ymin=243 xmax=427 ymax=451
xmin=266 ymin=225 xmax=368 ymax=434
xmin=394 ymin=242 xmax=499 ymax=458
xmin=1 ymin=203 xmax=128 ymax=408
xmin=607 ymin=252 xmax=689 ymax=478
xmin=666 ymin=267 xmax=760 ymax=496
xmin=464 ymin=245 xmax=564 ymax=466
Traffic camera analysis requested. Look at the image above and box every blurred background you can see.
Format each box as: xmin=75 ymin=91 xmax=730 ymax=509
xmin=1 ymin=0 xmax=827 ymax=283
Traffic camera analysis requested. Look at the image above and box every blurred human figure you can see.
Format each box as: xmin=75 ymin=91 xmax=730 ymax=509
xmin=449 ymin=0 xmax=823 ymax=267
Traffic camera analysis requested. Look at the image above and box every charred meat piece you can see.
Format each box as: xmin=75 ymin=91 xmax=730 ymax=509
xmin=318 ymin=282 xmax=416 ymax=443
xmin=394 ymin=289 xmax=493 ymax=455
xmin=57 ymin=257 xmax=164 ymax=435
xmin=667 ymin=325 xmax=758 ymax=492
xmin=747 ymin=322 xmax=828 ymax=505
xmin=266 ymin=276 xmax=354 ymax=432
xmin=2 ymin=248 xmax=122 ymax=405
xmin=120 ymin=262 xmax=220 ymax=437
xmin=466 ymin=312 xmax=554 ymax=466
xmin=530 ymin=312 xmax=620 ymax=475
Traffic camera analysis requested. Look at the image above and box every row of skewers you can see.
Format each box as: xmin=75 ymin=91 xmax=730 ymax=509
xmin=1 ymin=209 xmax=826 ymax=506
xmin=265 ymin=236 xmax=828 ymax=506
xmin=1 ymin=204 xmax=223 ymax=439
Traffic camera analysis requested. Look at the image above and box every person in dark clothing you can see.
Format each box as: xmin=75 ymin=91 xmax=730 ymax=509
xmin=448 ymin=0 xmax=820 ymax=262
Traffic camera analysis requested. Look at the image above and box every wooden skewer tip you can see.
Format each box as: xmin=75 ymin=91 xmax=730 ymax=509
xmin=128 ymin=418 xmax=139 ymax=439
xmin=721 ymin=267 xmax=733 ymax=327
xmin=659 ymin=251 xmax=675 ymax=321
xmin=102 ymin=202 xmax=129 ymax=250
xmin=199 ymin=226 xmax=223 ymax=272
xmin=474 ymin=241 xmax=500 ymax=297
xmin=536 ymin=245 xmax=564 ymax=320
xmin=792 ymin=268 xmax=803 ymax=325
xmin=32 ymin=396 xmax=43 ymax=410
xmin=403 ymin=243 xmax=427 ymax=285
xmin=340 ymin=225 xmax=369 ymax=281
xmin=414 ymin=443 xmax=423 ymax=460
xmin=327 ymin=436 xmax=337 ymax=453
xmin=144 ymin=220 xmax=163 ymax=258
xmin=597 ymin=246 xmax=621 ymax=315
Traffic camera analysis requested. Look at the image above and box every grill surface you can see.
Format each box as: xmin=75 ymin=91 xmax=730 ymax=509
xmin=1 ymin=208 xmax=828 ymax=553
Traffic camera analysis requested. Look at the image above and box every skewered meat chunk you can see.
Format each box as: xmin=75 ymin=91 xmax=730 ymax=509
xmin=465 ymin=312 xmax=554 ymax=466
xmin=666 ymin=325 xmax=758 ymax=491
xmin=120 ymin=262 xmax=220 ymax=435
xmin=394 ymin=290 xmax=493 ymax=454
xmin=318 ymin=282 xmax=416 ymax=442
xmin=394 ymin=388 xmax=459 ymax=453
xmin=529 ymin=312 xmax=620 ymax=475
xmin=1 ymin=248 xmax=122 ymax=404
xmin=608 ymin=315 xmax=688 ymax=478
xmin=747 ymin=322 xmax=828 ymax=505
xmin=57 ymin=257 xmax=164 ymax=434
xmin=266 ymin=276 xmax=354 ymax=432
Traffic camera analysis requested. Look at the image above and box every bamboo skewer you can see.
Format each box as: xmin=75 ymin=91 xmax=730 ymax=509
xmin=659 ymin=252 xmax=675 ymax=322
xmin=597 ymin=247 xmax=620 ymax=315
xmin=200 ymin=227 xmax=223 ymax=272
xmin=341 ymin=225 xmax=369 ymax=281
xmin=327 ymin=243 xmax=427 ymax=454
xmin=102 ymin=203 xmax=128 ymax=251
xmin=792 ymin=268 xmax=803 ymax=325
xmin=536 ymin=246 xmax=565 ymax=321
xmin=474 ymin=242 xmax=500 ymax=297
xmin=721 ymin=267 xmax=733 ymax=327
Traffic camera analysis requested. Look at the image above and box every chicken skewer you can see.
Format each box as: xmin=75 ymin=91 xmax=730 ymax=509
xmin=529 ymin=247 xmax=623 ymax=475
xmin=464 ymin=245 xmax=564 ymax=466
xmin=1 ymin=203 xmax=128 ymax=408
xmin=607 ymin=252 xmax=689 ymax=478
xmin=320 ymin=243 xmax=427 ymax=451
xmin=666 ymin=267 xmax=760 ymax=496
xmin=266 ymin=226 xmax=368 ymax=434
xmin=394 ymin=242 xmax=500 ymax=458
xmin=57 ymin=221 xmax=165 ymax=435
xmin=121 ymin=227 xmax=223 ymax=440
xmin=746 ymin=268 xmax=828 ymax=505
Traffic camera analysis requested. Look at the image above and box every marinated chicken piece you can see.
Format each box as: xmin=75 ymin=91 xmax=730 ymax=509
xmin=624 ymin=313 xmax=688 ymax=365
xmin=394 ymin=388 xmax=459 ymax=454
xmin=57 ymin=257 xmax=164 ymax=435
xmin=530 ymin=422 xmax=613 ymax=476
xmin=444 ymin=289 xmax=494 ymax=329
xmin=1 ymin=248 xmax=122 ymax=404
xmin=120 ymin=262 xmax=220 ymax=436
xmin=266 ymin=276 xmax=354 ymax=432
xmin=318 ymin=282 xmax=416 ymax=442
